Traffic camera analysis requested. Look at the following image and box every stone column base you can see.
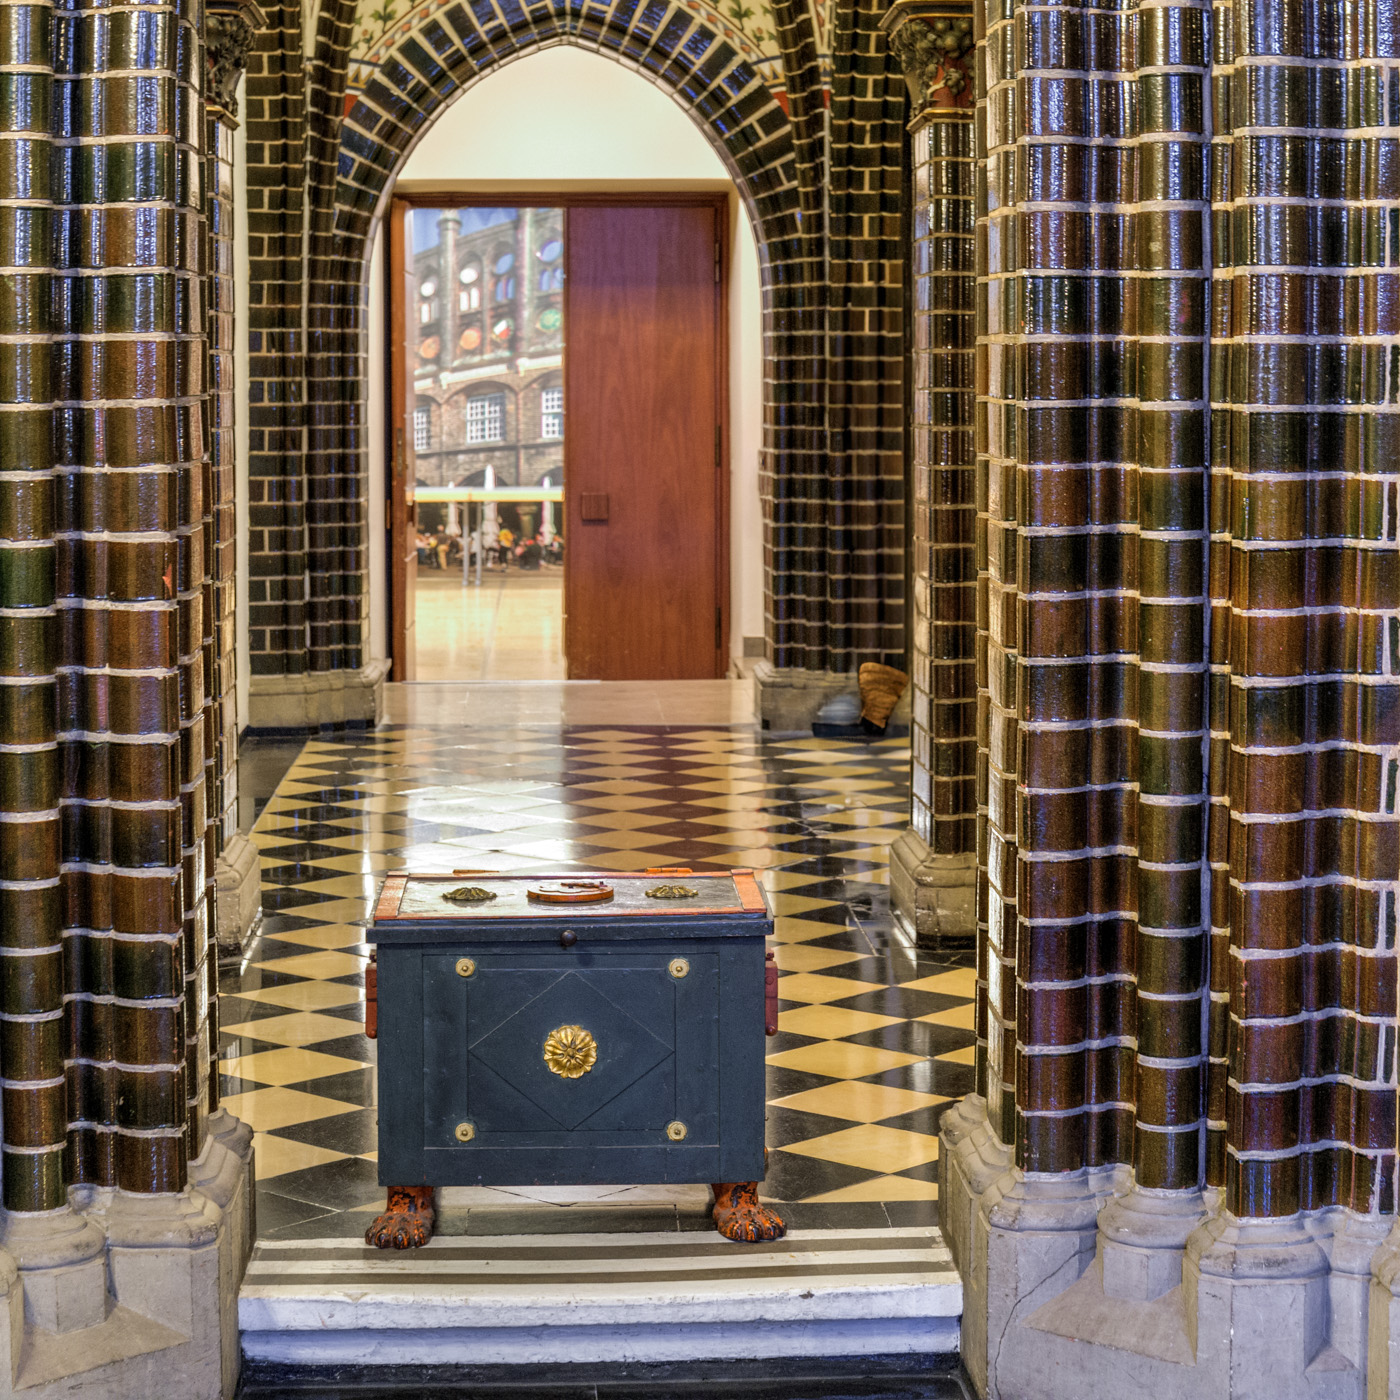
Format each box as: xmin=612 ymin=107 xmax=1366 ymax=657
xmin=248 ymin=658 xmax=389 ymax=731
xmin=0 ymin=1114 xmax=255 ymax=1399
xmin=214 ymin=829 xmax=262 ymax=957
xmin=752 ymin=661 xmax=912 ymax=734
xmin=889 ymin=832 xmax=974 ymax=948
xmin=943 ymin=1094 xmax=1381 ymax=1400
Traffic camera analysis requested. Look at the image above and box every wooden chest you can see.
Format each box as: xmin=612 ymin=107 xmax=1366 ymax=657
xmin=368 ymin=870 xmax=771 ymax=1188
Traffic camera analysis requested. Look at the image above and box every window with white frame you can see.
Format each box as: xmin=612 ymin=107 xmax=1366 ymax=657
xmin=413 ymin=406 xmax=430 ymax=452
xmin=541 ymin=386 xmax=563 ymax=440
xmin=466 ymin=393 xmax=504 ymax=444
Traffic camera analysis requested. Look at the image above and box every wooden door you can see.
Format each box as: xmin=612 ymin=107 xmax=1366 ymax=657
xmin=388 ymin=199 xmax=418 ymax=681
xmin=564 ymin=203 xmax=726 ymax=679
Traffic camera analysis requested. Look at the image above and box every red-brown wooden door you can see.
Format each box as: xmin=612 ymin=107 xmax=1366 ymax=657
xmin=388 ymin=199 xmax=418 ymax=681
xmin=564 ymin=203 xmax=726 ymax=679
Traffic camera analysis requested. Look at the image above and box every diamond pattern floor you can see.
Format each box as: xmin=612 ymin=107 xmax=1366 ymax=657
xmin=218 ymin=724 xmax=975 ymax=1239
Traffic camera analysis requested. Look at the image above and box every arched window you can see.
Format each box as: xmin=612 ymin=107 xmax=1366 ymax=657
xmin=413 ymin=405 xmax=431 ymax=451
xmin=459 ymin=261 xmax=480 ymax=312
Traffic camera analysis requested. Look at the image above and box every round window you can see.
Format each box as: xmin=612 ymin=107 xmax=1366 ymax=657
xmin=459 ymin=265 xmax=479 ymax=284
xmin=420 ymin=280 xmax=436 ymax=298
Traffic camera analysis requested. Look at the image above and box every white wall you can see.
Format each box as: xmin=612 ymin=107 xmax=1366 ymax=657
xmin=367 ymin=44 xmax=766 ymax=665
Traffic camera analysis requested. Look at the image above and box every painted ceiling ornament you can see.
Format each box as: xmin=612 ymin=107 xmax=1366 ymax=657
xmin=888 ymin=13 xmax=974 ymax=114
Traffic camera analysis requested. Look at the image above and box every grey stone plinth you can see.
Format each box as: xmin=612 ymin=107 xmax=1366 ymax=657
xmin=937 ymin=1094 xmax=1010 ymax=1276
xmin=889 ymin=832 xmax=974 ymax=948
xmin=0 ymin=1115 xmax=255 ymax=1399
xmin=752 ymin=662 xmax=912 ymax=734
xmin=248 ymin=658 xmax=389 ymax=731
xmin=752 ymin=661 xmax=854 ymax=733
xmin=952 ymin=1165 xmax=1375 ymax=1400
xmin=215 ymin=829 xmax=262 ymax=956
xmin=0 ymin=1207 xmax=108 ymax=1334
xmin=1097 ymin=1187 xmax=1207 ymax=1302
xmin=1368 ymin=1219 xmax=1400 ymax=1397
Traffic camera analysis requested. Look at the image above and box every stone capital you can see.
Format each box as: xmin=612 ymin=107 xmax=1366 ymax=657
xmin=205 ymin=0 xmax=266 ymax=124
xmin=879 ymin=0 xmax=975 ymax=121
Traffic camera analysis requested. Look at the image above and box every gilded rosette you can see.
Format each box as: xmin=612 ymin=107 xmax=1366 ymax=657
xmin=542 ymin=1024 xmax=597 ymax=1078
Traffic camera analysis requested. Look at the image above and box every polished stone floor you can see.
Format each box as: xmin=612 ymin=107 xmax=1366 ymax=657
xmin=414 ymin=566 xmax=564 ymax=681
xmin=220 ymin=684 xmax=975 ymax=1241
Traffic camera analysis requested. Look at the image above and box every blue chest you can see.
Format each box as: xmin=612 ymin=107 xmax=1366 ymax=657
xmin=369 ymin=871 xmax=771 ymax=1187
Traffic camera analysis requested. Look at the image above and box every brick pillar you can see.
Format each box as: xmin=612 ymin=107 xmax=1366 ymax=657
xmin=206 ymin=0 xmax=264 ymax=957
xmin=883 ymin=0 xmax=978 ymax=948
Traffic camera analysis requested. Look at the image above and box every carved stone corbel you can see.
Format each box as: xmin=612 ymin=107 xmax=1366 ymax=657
xmin=880 ymin=0 xmax=975 ymax=126
xmin=205 ymin=0 xmax=267 ymax=125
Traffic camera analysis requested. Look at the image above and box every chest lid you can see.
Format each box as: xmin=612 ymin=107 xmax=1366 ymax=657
xmin=370 ymin=867 xmax=769 ymax=942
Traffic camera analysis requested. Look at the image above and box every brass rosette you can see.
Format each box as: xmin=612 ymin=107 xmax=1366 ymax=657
xmin=543 ymin=1024 xmax=597 ymax=1078
xmin=646 ymin=884 xmax=698 ymax=899
xmin=443 ymin=886 xmax=497 ymax=904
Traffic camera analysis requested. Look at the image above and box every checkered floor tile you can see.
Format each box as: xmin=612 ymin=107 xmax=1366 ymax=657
xmin=218 ymin=725 xmax=976 ymax=1238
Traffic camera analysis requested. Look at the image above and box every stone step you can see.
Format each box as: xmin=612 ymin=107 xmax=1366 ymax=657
xmin=238 ymin=1225 xmax=962 ymax=1367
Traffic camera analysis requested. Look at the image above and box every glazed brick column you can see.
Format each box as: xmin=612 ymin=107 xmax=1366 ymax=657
xmin=1214 ymin=4 xmax=1400 ymax=1222
xmin=764 ymin=0 xmax=829 ymax=671
xmin=971 ymin=0 xmax=1016 ymax=1149
xmin=46 ymin=0 xmax=217 ymax=1197
xmin=206 ymin=1 xmax=265 ymax=957
xmin=884 ymin=1 xmax=977 ymax=948
xmin=825 ymin=0 xmax=906 ymax=670
xmin=0 ymin=0 xmax=65 ymax=1216
xmin=303 ymin=0 xmax=368 ymax=675
xmin=1124 ymin=0 xmax=1211 ymax=1197
xmin=243 ymin=2 xmax=308 ymax=679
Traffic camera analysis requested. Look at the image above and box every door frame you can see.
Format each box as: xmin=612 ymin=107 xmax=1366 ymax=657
xmin=384 ymin=190 xmax=731 ymax=681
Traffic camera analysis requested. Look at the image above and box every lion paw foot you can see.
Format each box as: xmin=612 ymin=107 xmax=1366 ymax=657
xmin=711 ymin=1181 xmax=786 ymax=1243
xmin=364 ymin=1186 xmax=435 ymax=1250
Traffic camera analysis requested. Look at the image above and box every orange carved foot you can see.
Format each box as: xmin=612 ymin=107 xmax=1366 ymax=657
xmin=365 ymin=1185 xmax=436 ymax=1249
xmin=711 ymin=1181 xmax=786 ymax=1242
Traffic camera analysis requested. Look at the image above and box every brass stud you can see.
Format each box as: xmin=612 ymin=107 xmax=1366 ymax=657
xmin=456 ymin=957 xmax=476 ymax=978
xmin=454 ymin=1121 xmax=476 ymax=1142
xmin=665 ymin=1120 xmax=687 ymax=1141
xmin=669 ymin=958 xmax=689 ymax=979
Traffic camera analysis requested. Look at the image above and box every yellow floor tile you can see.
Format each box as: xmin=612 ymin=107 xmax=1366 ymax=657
xmin=232 ymin=982 xmax=364 ymax=1012
xmin=771 ymin=946 xmax=867 ymax=973
xmin=781 ymin=1124 xmax=941 ymax=1174
xmin=570 ymin=794 xmax=670 ymax=811
xmin=917 ymin=1004 xmax=976 ymax=1030
xmin=249 ymin=950 xmax=368 ymax=981
xmin=938 ymin=1044 xmax=977 ymax=1065
xmin=220 ymin=1087 xmax=360 ymax=1133
xmin=804 ymin=1175 xmax=939 ymax=1203
xmin=251 ymin=1133 xmax=351 ymax=1179
xmin=771 ymin=1080 xmax=947 ymax=1123
xmin=776 ymin=1005 xmax=903 ymax=1039
xmin=573 ymin=811 xmax=672 ymax=831
xmin=766 ymin=1040 xmax=924 ymax=1079
xmin=573 ymin=830 xmax=674 ymax=850
xmin=262 ymin=925 xmax=372 ymax=951
xmin=223 ymin=1010 xmax=368 ymax=1046
xmin=772 ymin=915 xmax=848 ymax=944
xmin=777 ymin=971 xmax=888 ymax=1005
xmin=274 ymin=897 xmax=377 ymax=925
xmin=903 ymin=968 xmax=978 ymax=998
xmin=819 ymin=809 xmax=908 ymax=828
xmin=223 ymin=1047 xmax=368 ymax=1086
